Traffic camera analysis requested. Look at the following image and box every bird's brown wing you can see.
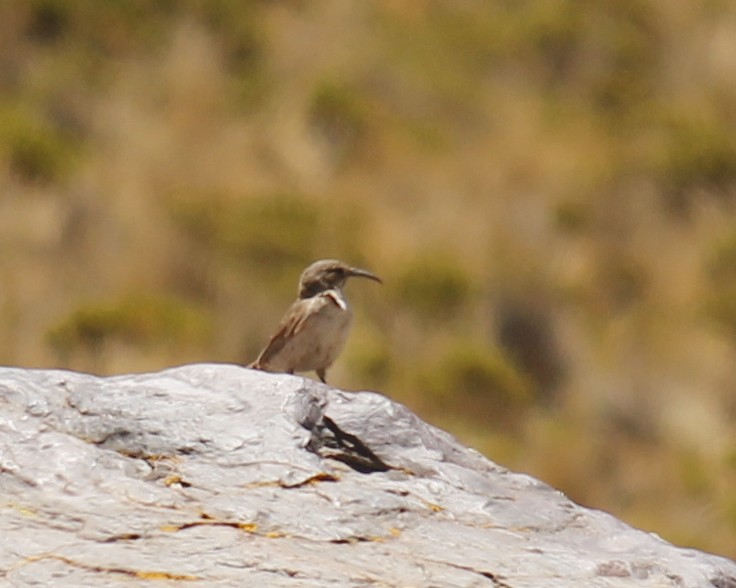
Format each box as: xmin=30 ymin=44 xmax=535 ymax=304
xmin=251 ymin=298 xmax=314 ymax=368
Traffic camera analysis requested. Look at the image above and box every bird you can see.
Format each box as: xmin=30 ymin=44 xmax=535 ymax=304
xmin=249 ymin=259 xmax=381 ymax=383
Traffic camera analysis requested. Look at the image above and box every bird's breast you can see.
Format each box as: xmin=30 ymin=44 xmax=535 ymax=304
xmin=296 ymin=290 xmax=352 ymax=369
xmin=306 ymin=289 xmax=353 ymax=336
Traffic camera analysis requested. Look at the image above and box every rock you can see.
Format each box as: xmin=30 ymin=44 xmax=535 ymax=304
xmin=0 ymin=364 xmax=734 ymax=587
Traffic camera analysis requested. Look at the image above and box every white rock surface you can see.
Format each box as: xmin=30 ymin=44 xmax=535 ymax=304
xmin=0 ymin=364 xmax=734 ymax=587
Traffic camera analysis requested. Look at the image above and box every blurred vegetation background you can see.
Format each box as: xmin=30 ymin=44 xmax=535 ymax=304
xmin=1 ymin=0 xmax=735 ymax=558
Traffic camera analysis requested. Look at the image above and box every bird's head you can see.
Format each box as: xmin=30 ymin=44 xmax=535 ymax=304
xmin=298 ymin=259 xmax=382 ymax=299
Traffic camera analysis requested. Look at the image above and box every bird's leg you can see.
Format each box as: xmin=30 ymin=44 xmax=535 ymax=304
xmin=316 ymin=368 xmax=327 ymax=383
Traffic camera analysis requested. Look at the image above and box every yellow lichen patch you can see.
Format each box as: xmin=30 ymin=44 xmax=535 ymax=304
xmin=242 ymin=480 xmax=281 ymax=489
xmin=239 ymin=471 xmax=343 ymax=492
xmin=424 ymin=501 xmax=444 ymax=513
xmin=332 ymin=530 xmax=402 ymax=545
xmin=159 ymin=524 xmax=181 ymax=533
xmin=395 ymin=467 xmax=416 ymax=476
xmin=306 ymin=472 xmax=340 ymax=484
xmin=4 ymin=502 xmax=38 ymax=517
xmin=164 ymin=475 xmax=184 ymax=486
xmin=144 ymin=454 xmax=181 ymax=463
xmin=162 ymin=519 xmax=259 ymax=534
xmin=14 ymin=554 xmax=199 ymax=581
xmin=135 ymin=571 xmax=198 ymax=581
xmin=280 ymin=472 xmax=340 ymax=488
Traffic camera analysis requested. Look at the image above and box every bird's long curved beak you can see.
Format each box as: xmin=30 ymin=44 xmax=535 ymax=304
xmin=348 ymin=267 xmax=382 ymax=284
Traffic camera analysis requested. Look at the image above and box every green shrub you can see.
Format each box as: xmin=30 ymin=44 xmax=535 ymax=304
xmin=392 ymin=255 xmax=475 ymax=323
xmin=660 ymin=119 xmax=736 ymax=213
xmin=0 ymin=103 xmax=78 ymax=183
xmin=309 ymin=81 xmax=372 ymax=162
xmin=346 ymin=333 xmax=393 ymax=388
xmin=704 ymin=231 xmax=736 ymax=341
xmin=421 ymin=342 xmax=533 ymax=429
xmin=47 ymin=295 xmax=211 ymax=358
xmin=168 ymin=192 xmax=320 ymax=274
